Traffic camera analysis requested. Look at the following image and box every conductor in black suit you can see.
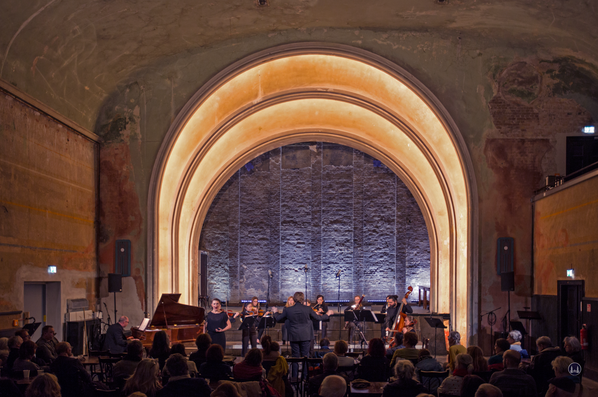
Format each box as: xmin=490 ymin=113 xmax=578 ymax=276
xmin=272 ymin=292 xmax=334 ymax=372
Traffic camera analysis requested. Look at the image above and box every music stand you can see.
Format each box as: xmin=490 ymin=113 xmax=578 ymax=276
xmin=23 ymin=322 xmax=41 ymax=337
xmin=238 ymin=316 xmax=257 ymax=331
xmin=258 ymin=316 xmax=276 ymax=336
xmin=424 ymin=317 xmax=446 ymax=358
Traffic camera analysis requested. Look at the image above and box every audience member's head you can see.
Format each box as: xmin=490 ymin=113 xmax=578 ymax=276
xmin=475 ymin=384 xmax=503 ymax=397
xmin=393 ymin=332 xmax=404 ymax=347
xmin=507 ymin=330 xmax=522 ymax=344
xmin=270 ymin=341 xmax=280 ymax=353
xmin=551 ymin=356 xmax=574 ymax=378
xmin=319 ymin=375 xmax=346 ymax=397
xmin=15 ymin=329 xmax=31 ymax=342
xmin=55 ymin=342 xmax=72 ymax=356
xmin=320 ymin=338 xmax=330 ymax=348
xmin=563 ymin=336 xmax=581 ymax=354
xmin=151 ymin=330 xmax=170 ymax=355
xmin=41 ymin=326 xmax=55 ymax=341
xmin=403 ymin=332 xmax=418 ymax=348
xmin=460 ymin=374 xmax=485 ymax=397
xmin=418 ymin=349 xmax=432 ymax=361
xmin=455 ymin=353 xmax=473 ymax=373
xmin=126 ymin=340 xmax=144 ymax=359
xmin=494 ymin=338 xmax=510 ymax=354
xmin=0 ymin=337 xmax=8 ymax=351
xmin=19 ymin=340 xmax=37 ymax=360
xmin=448 ymin=331 xmax=461 ymax=346
xmin=206 ymin=344 xmax=224 ymax=363
xmin=322 ymin=352 xmax=339 ymax=372
xmin=8 ymin=335 xmax=23 ymax=349
xmin=25 ymin=373 xmax=61 ymax=397
xmin=293 ymin=291 xmax=305 ymax=304
xmin=536 ymin=336 xmax=553 ymax=350
xmin=244 ymin=348 xmax=263 ymax=367
xmin=334 ymin=340 xmax=348 ymax=356
xmin=165 ymin=353 xmax=189 ymax=377
xmin=367 ymin=338 xmax=385 ymax=358
xmin=124 ymin=358 xmax=162 ymax=396
xmin=467 ymin=345 xmax=488 ymax=372
xmin=170 ymin=343 xmax=187 ymax=357
xmin=126 ymin=393 xmax=148 ymax=397
xmin=394 ymin=359 xmax=416 ymax=380
xmin=502 ymin=350 xmax=521 ymax=369
xmin=211 ymin=382 xmax=242 ymax=397
xmin=195 ymin=333 xmax=212 ymax=351
xmin=548 ymin=377 xmax=576 ymax=396
xmin=261 ymin=335 xmax=272 ymax=355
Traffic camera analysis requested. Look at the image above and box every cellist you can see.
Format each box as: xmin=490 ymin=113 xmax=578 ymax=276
xmin=383 ymin=294 xmax=413 ymax=341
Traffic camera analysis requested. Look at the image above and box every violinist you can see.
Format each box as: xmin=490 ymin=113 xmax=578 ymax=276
xmin=203 ymin=298 xmax=233 ymax=351
xmin=313 ymin=295 xmax=329 ymax=338
xmin=240 ymin=298 xmax=259 ymax=357
xmin=345 ymin=295 xmax=364 ymax=344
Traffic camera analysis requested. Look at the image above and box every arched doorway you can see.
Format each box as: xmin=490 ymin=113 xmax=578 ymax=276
xmin=147 ymin=43 xmax=478 ymax=338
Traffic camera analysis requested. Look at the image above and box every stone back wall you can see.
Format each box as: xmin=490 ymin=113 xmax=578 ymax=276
xmin=200 ymin=142 xmax=430 ymax=304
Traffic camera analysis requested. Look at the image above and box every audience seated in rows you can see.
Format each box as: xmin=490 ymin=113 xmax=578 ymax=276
xmin=149 ymin=331 xmax=171 ymax=371
xmin=308 ymin=352 xmax=348 ymax=397
xmin=437 ymin=353 xmax=473 ymax=396
xmin=446 ymin=331 xmax=467 ymax=372
xmin=233 ymin=348 xmax=264 ymax=381
xmin=488 ymin=338 xmax=510 ymax=371
xmin=112 ymin=339 xmax=144 ymax=388
xmin=25 ymin=373 xmax=61 ymax=397
xmin=157 ymin=353 xmax=211 ymax=397
xmin=319 ymin=375 xmax=346 ymax=397
xmin=189 ymin=333 xmax=212 ymax=370
xmin=390 ymin=332 xmax=419 ymax=368
xmin=414 ymin=348 xmax=442 ymax=394
xmin=460 ymin=374 xmax=485 ymax=397
xmin=333 ymin=340 xmax=354 ymax=367
xmin=13 ymin=340 xmax=41 ymax=375
xmin=357 ymin=338 xmax=389 ymax=382
xmin=382 ymin=359 xmax=425 ymax=397
xmin=0 ymin=337 xmax=9 ymax=366
xmin=475 ymin=384 xmax=503 ymax=397
xmin=50 ymin=342 xmax=95 ymax=397
xmin=489 ymin=349 xmax=537 ymax=397
xmin=526 ymin=335 xmax=562 ymax=396
xmin=386 ymin=333 xmax=404 ymax=360
xmin=168 ymin=343 xmax=198 ymax=376
xmin=36 ymin=326 xmax=58 ymax=366
xmin=199 ymin=344 xmax=233 ymax=381
xmin=123 ymin=358 xmax=163 ymax=397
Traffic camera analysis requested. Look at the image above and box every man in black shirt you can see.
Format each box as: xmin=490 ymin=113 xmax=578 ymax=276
xmin=382 ymin=294 xmax=413 ymax=341
xmin=104 ymin=316 xmax=129 ymax=354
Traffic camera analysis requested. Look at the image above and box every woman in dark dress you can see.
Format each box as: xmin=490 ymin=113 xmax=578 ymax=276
xmin=357 ymin=338 xmax=390 ymax=381
xmin=204 ymin=298 xmax=232 ymax=351
xmin=149 ymin=330 xmax=171 ymax=370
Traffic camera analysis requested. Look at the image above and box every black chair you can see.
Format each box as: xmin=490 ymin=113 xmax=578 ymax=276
xmin=286 ymin=357 xmax=307 ymax=397
xmin=98 ymin=356 xmax=121 ymax=387
xmin=419 ymin=369 xmax=449 ymax=394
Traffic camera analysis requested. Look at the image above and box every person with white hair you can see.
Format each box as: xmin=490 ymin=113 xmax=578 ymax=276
xmin=105 ymin=315 xmax=130 ymax=354
xmin=563 ymin=336 xmax=584 ymax=375
xmin=445 ymin=331 xmax=466 ymax=371
xmin=383 ymin=359 xmax=425 ymax=397
xmin=319 ymin=375 xmax=346 ymax=397
xmin=438 ymin=353 xmax=473 ymax=396
xmin=506 ymin=330 xmax=528 ymax=358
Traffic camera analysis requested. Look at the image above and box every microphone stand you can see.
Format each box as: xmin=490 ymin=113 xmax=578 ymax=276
xmin=304 ymin=266 xmax=309 ymax=302
xmin=336 ymin=271 xmax=342 ymax=340
xmin=481 ymin=306 xmax=500 ymax=356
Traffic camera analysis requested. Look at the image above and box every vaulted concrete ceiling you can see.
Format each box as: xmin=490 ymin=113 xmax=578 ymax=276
xmin=1 ymin=0 xmax=597 ymax=132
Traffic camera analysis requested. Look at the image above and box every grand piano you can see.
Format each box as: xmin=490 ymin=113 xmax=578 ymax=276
xmin=132 ymin=293 xmax=205 ymax=347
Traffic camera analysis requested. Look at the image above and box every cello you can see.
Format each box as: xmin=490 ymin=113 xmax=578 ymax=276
xmin=388 ymin=286 xmax=414 ymax=347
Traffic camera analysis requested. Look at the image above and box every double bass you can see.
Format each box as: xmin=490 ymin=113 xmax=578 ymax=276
xmin=388 ymin=286 xmax=414 ymax=346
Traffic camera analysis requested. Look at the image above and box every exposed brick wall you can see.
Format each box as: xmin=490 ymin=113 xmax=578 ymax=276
xmin=200 ymin=143 xmax=430 ymax=303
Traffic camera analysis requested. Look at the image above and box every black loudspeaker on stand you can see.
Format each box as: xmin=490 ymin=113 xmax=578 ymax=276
xmin=108 ymin=273 xmax=122 ymax=323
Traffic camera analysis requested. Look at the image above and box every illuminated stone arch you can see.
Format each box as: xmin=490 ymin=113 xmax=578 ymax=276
xmin=147 ymin=43 xmax=478 ymax=338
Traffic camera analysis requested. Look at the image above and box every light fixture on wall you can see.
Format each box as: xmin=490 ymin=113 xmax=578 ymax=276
xmin=256 ymin=0 xmax=269 ymax=6
xmin=567 ymin=268 xmax=574 ymax=278
xmin=47 ymin=265 xmax=57 ymax=274
xmin=582 ymin=126 xmax=595 ymax=134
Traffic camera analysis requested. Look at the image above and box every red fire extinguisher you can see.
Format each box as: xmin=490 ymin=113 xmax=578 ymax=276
xmin=580 ymin=324 xmax=589 ymax=350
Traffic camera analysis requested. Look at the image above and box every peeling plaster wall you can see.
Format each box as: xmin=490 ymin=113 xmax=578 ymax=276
xmin=0 ymin=91 xmax=97 ymax=332
xmin=200 ymin=143 xmax=430 ymax=303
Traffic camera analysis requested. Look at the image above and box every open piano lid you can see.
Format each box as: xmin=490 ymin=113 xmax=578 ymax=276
xmin=150 ymin=293 xmax=205 ymax=328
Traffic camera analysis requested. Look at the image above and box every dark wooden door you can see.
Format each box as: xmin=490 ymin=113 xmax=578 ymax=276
xmin=557 ymin=280 xmax=584 ymax=344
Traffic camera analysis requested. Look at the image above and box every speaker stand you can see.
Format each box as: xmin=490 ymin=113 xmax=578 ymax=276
xmin=113 ymin=291 xmax=118 ymax=323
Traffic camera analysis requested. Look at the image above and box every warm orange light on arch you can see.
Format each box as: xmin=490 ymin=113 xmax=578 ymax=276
xmin=149 ymin=45 xmax=477 ymax=339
